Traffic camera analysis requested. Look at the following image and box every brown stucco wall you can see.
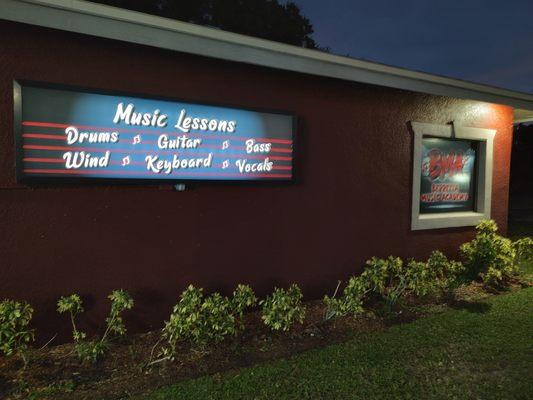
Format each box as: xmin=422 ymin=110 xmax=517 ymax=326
xmin=0 ymin=21 xmax=513 ymax=342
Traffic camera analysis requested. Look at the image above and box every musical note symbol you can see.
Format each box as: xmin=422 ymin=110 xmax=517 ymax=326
xmin=132 ymin=135 xmax=141 ymax=145
xmin=121 ymin=156 xmax=131 ymax=167
xmin=222 ymin=140 xmax=229 ymax=150
xmin=222 ymin=160 xmax=229 ymax=169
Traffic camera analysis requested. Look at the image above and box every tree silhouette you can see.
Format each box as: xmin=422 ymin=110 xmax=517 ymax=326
xmin=91 ymin=0 xmax=321 ymax=49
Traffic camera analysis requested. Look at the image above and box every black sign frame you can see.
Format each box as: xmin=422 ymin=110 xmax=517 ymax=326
xmin=13 ymin=80 xmax=299 ymax=187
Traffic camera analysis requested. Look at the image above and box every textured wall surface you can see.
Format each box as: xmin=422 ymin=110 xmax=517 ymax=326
xmin=0 ymin=21 xmax=513 ymax=342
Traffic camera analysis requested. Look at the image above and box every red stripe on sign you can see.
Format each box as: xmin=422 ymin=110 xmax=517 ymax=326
xmin=22 ymin=121 xmax=293 ymax=145
xmin=23 ymin=157 xmax=63 ymax=163
xmin=23 ymin=158 xmax=142 ymax=166
xmin=231 ymin=146 xmax=292 ymax=153
xmin=23 ymin=121 xmax=68 ymax=129
xmin=23 ymin=133 xmax=65 ymax=140
xmin=22 ymin=145 xmax=292 ymax=161
xmin=23 ymin=169 xmax=291 ymax=179
xmin=23 ymin=158 xmax=292 ymax=170
xmin=23 ymin=133 xmax=290 ymax=154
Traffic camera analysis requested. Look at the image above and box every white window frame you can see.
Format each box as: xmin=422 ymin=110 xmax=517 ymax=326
xmin=410 ymin=121 xmax=495 ymax=230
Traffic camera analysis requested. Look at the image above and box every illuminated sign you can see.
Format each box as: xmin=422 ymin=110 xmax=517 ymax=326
xmin=419 ymin=138 xmax=476 ymax=213
xmin=15 ymin=83 xmax=295 ymax=183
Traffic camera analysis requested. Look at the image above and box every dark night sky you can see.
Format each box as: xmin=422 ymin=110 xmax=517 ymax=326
xmin=294 ymin=0 xmax=533 ymax=94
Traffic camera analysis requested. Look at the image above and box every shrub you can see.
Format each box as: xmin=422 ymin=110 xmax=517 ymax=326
xmin=513 ymin=237 xmax=533 ymax=265
xmin=323 ymin=276 xmax=367 ymax=318
xmin=72 ymin=338 xmax=108 ymax=364
xmin=231 ymin=284 xmax=257 ymax=327
xmin=324 ymin=251 xmax=464 ymax=319
xmin=362 ymin=256 xmax=408 ymax=310
xmin=460 ymin=220 xmax=518 ymax=290
xmin=406 ymin=250 xmax=465 ymax=297
xmin=105 ymin=289 xmax=134 ymax=337
xmin=426 ymin=250 xmax=464 ymax=290
xmin=160 ymin=286 xmax=234 ymax=350
xmin=159 ymin=284 xmax=257 ymax=362
xmin=0 ymin=300 xmax=35 ymax=363
xmin=260 ymin=284 xmax=306 ymax=331
xmin=57 ymin=294 xmax=86 ymax=342
xmin=159 ymin=286 xmax=203 ymax=361
xmin=404 ymin=259 xmax=434 ymax=296
xmin=360 ymin=253 xmax=464 ymax=310
xmin=57 ymin=290 xmax=133 ymax=363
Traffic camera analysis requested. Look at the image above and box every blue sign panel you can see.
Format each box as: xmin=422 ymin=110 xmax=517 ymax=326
xmin=16 ymin=84 xmax=295 ymax=182
xmin=420 ymin=138 xmax=477 ymax=213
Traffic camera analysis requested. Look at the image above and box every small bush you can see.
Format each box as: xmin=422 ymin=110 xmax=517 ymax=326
xmin=362 ymin=256 xmax=408 ymax=310
xmin=57 ymin=290 xmax=133 ymax=363
xmin=231 ymin=284 xmax=257 ymax=327
xmin=0 ymin=300 xmax=35 ymax=363
xmin=426 ymin=250 xmax=465 ymax=290
xmin=360 ymin=253 xmax=462 ymax=309
xmin=105 ymin=289 xmax=134 ymax=337
xmin=72 ymin=340 xmax=109 ymax=364
xmin=460 ymin=220 xmax=518 ymax=290
xmin=231 ymin=284 xmax=257 ymax=317
xmin=323 ymin=277 xmax=367 ymax=318
xmin=324 ymin=251 xmax=464 ymax=319
xmin=406 ymin=250 xmax=465 ymax=297
xmin=513 ymin=237 xmax=533 ymax=265
xmin=159 ymin=284 xmax=257 ymax=362
xmin=404 ymin=260 xmax=432 ymax=297
xmin=57 ymin=294 xmax=86 ymax=342
xmin=160 ymin=286 xmax=234 ymax=349
xmin=260 ymin=284 xmax=306 ymax=331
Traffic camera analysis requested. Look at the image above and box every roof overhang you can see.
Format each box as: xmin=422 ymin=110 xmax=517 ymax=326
xmin=514 ymin=109 xmax=533 ymax=124
xmin=1 ymin=0 xmax=533 ymax=121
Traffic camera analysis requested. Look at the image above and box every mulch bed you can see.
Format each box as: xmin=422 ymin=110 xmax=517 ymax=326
xmin=0 ymin=284 xmax=508 ymax=400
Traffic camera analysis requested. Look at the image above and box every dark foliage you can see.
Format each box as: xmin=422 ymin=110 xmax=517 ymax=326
xmin=510 ymin=123 xmax=533 ymax=195
xmin=90 ymin=0 xmax=320 ymax=49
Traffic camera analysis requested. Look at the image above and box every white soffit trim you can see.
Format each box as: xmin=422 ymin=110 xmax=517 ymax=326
xmin=1 ymin=0 xmax=533 ymax=111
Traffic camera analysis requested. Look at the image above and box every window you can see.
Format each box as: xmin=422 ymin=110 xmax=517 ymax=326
xmin=410 ymin=122 xmax=495 ymax=230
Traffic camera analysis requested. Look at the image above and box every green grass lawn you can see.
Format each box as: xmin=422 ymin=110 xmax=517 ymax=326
xmin=143 ymin=286 xmax=533 ymax=400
